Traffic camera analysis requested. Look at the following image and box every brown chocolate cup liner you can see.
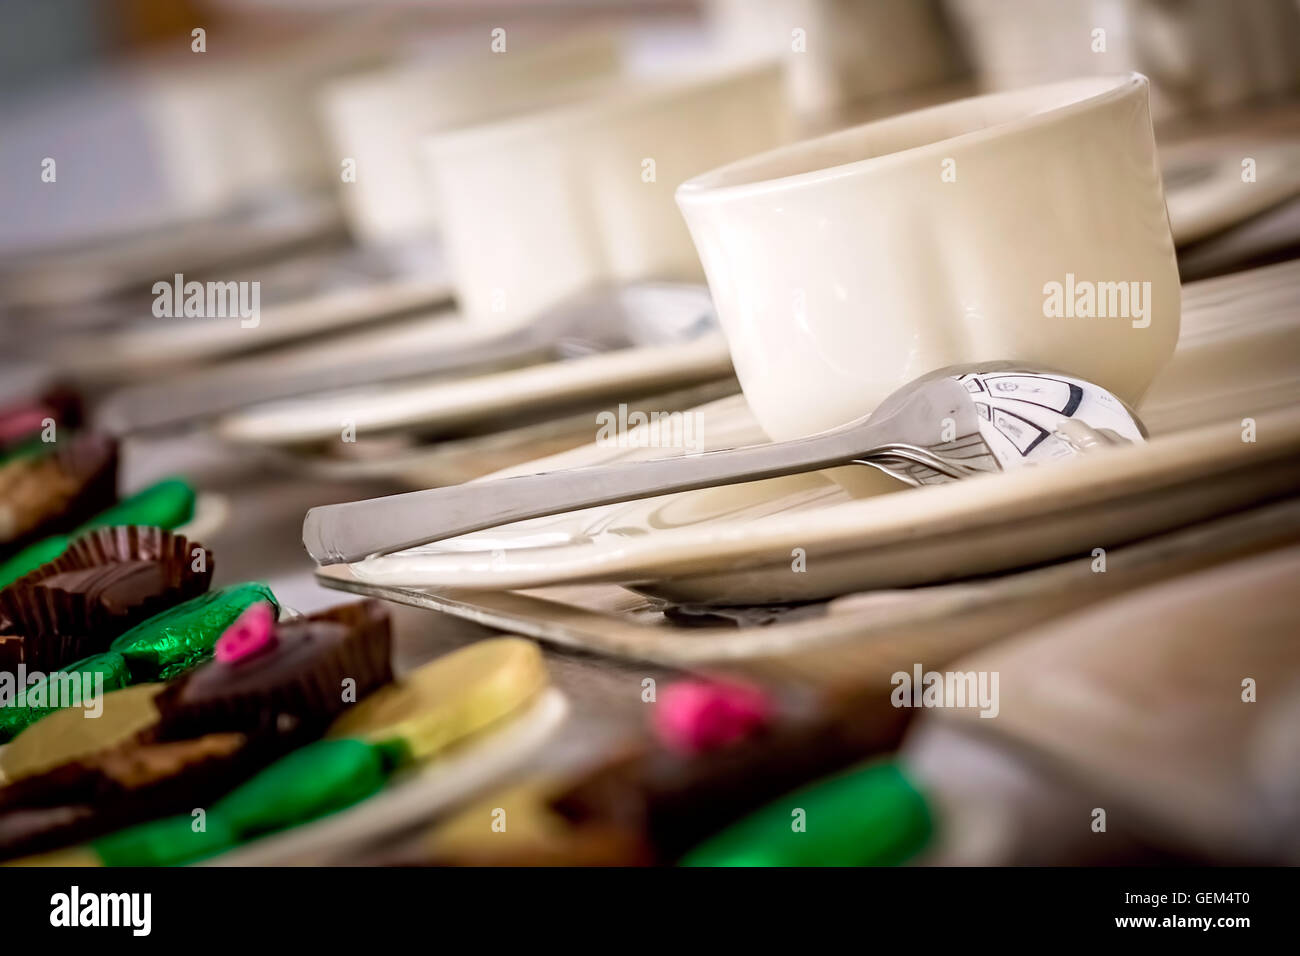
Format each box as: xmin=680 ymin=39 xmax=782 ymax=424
xmin=0 ymin=527 xmax=213 ymax=672
xmin=153 ymin=600 xmax=392 ymax=741
xmin=0 ymin=434 xmax=117 ymax=550
xmin=12 ymin=634 xmax=101 ymax=677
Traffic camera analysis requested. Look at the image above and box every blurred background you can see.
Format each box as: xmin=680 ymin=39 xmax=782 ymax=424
xmin=3 ymin=0 xmax=1298 ymax=253
xmin=0 ymin=0 xmax=1298 ymax=868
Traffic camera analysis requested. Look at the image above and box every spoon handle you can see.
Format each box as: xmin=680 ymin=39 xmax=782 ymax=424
xmin=303 ymin=426 xmax=871 ymax=564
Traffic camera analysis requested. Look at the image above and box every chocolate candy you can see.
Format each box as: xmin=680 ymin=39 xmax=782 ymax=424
xmin=0 ymin=731 xmax=279 ymax=861
xmin=12 ymin=634 xmax=539 ymax=867
xmin=153 ymin=600 xmax=391 ymax=740
xmin=0 ymin=527 xmax=214 ymax=672
xmin=0 ymin=435 xmax=116 ymax=552
xmin=40 ymin=562 xmax=168 ymax=614
xmin=0 ymin=732 xmax=249 ymax=812
xmin=0 ymin=683 xmax=165 ymax=782
xmin=109 ymin=582 xmax=278 ymax=682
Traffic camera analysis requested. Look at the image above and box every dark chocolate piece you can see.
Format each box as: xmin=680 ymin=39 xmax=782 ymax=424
xmin=153 ymin=600 xmax=392 ymax=740
xmin=37 ymin=559 xmax=204 ymax=643
xmin=175 ymin=620 xmax=350 ymax=701
xmin=39 ymin=561 xmax=167 ymax=616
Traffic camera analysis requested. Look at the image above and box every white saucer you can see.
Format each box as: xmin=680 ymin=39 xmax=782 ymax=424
xmin=1165 ymin=142 xmax=1300 ymax=247
xmin=61 ymin=272 xmax=453 ymax=380
xmin=0 ymin=193 xmax=344 ymax=312
xmin=248 ymin=378 xmax=740 ymax=485
xmin=215 ymin=332 xmax=734 ymax=445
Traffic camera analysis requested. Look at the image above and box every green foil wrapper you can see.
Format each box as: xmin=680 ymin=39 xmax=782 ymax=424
xmin=90 ymin=738 xmax=390 ymax=866
xmin=85 ymin=478 xmax=195 ymax=531
xmin=110 ymin=582 xmax=278 ymax=682
xmin=0 ymin=652 xmax=131 ymax=743
xmin=680 ymin=762 xmax=933 ymax=867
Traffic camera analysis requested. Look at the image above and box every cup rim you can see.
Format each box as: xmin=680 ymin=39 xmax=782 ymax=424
xmin=422 ymin=59 xmax=784 ymax=159
xmin=676 ymin=73 xmax=1148 ymax=205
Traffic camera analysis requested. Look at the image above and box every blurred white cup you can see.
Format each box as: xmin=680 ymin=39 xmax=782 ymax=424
xmin=422 ymin=61 xmax=792 ymax=324
xmin=708 ymin=0 xmax=961 ymax=117
xmin=319 ymin=32 xmax=621 ymax=249
xmin=144 ymin=21 xmax=404 ymax=219
xmin=677 ymin=74 xmax=1180 ymax=441
xmin=946 ymin=0 xmax=1300 ymax=121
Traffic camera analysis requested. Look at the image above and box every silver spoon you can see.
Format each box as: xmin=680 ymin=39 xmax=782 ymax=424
xmin=303 ymin=362 xmax=1147 ymax=565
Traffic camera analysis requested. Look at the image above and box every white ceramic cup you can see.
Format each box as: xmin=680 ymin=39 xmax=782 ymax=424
xmin=319 ymin=32 xmax=621 ymax=248
xmin=676 ymin=73 xmax=1181 ymax=441
xmin=422 ymin=61 xmax=791 ymax=324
